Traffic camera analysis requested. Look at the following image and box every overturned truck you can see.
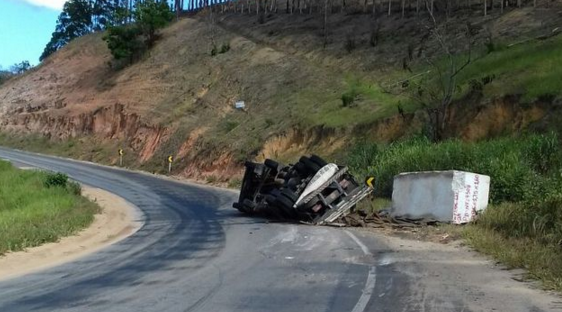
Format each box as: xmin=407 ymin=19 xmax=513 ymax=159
xmin=232 ymin=155 xmax=374 ymax=225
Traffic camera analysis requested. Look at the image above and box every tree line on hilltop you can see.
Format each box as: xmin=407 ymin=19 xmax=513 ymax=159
xmin=37 ymin=0 xmax=545 ymax=64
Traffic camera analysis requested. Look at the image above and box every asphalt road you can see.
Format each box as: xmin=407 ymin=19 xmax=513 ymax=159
xmin=0 ymin=147 xmax=559 ymax=312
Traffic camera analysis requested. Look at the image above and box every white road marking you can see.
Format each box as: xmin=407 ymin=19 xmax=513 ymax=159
xmin=345 ymin=230 xmax=377 ymax=312
xmin=345 ymin=230 xmax=372 ymax=256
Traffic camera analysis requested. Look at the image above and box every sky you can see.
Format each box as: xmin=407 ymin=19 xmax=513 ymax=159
xmin=0 ymin=0 xmax=62 ymax=70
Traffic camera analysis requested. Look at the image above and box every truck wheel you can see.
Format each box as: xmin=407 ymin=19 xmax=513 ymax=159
xmin=299 ymin=156 xmax=321 ymax=175
xmin=264 ymin=159 xmax=280 ymax=171
xmin=276 ymin=195 xmax=298 ymax=218
xmin=286 ymin=177 xmax=301 ymax=190
xmin=242 ymin=199 xmax=257 ymax=212
xmin=310 ymin=154 xmax=328 ymax=167
xmin=265 ymin=195 xmax=287 ymax=220
xmin=280 ymin=188 xmax=298 ymax=202
xmin=292 ymin=162 xmax=306 ymax=176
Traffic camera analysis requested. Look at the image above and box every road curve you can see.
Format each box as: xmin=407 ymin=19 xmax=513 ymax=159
xmin=0 ymin=147 xmax=398 ymax=312
xmin=0 ymin=147 xmax=560 ymax=312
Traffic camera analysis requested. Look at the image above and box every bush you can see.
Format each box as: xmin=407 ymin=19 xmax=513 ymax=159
xmin=44 ymin=172 xmax=69 ymax=188
xmin=347 ymin=133 xmax=560 ymax=204
xmin=68 ymin=181 xmax=82 ymax=196
xmin=211 ymin=43 xmax=231 ymax=56
xmin=341 ymin=89 xmax=358 ymax=107
xmin=220 ymin=43 xmax=231 ymax=54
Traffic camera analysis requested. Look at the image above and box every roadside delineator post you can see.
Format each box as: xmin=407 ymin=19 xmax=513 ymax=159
xmin=168 ymin=155 xmax=173 ymax=173
xmin=118 ymin=148 xmax=124 ymax=167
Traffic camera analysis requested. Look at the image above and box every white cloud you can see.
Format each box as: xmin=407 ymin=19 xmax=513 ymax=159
xmin=20 ymin=0 xmax=66 ymax=10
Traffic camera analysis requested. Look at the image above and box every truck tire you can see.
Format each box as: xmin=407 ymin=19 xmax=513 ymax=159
xmin=310 ymin=154 xmax=328 ymax=167
xmin=265 ymin=195 xmax=287 ymax=220
xmin=242 ymin=199 xmax=257 ymax=212
xmin=275 ymin=195 xmax=297 ymax=218
xmin=299 ymin=156 xmax=321 ymax=175
xmin=286 ymin=177 xmax=301 ymax=190
xmin=264 ymin=159 xmax=280 ymax=171
xmin=293 ymin=162 xmax=308 ymax=176
xmin=280 ymin=188 xmax=298 ymax=202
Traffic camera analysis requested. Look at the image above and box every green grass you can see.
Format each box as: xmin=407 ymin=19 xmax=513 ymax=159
xmin=0 ymin=161 xmax=99 ymax=255
xmin=310 ymin=35 xmax=562 ymax=129
xmin=347 ymin=134 xmax=562 ymax=291
xmin=458 ymin=35 xmax=562 ymax=102
xmin=463 ymin=201 xmax=562 ymax=291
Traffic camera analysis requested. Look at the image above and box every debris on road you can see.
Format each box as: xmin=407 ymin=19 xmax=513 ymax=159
xmin=337 ymin=209 xmax=439 ymax=228
xmin=232 ymin=155 xmax=374 ymax=224
xmin=391 ymin=171 xmax=490 ymax=224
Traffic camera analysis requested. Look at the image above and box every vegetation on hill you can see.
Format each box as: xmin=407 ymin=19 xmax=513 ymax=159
xmin=0 ymin=161 xmax=99 ymax=255
xmin=40 ymin=0 xmax=173 ymax=61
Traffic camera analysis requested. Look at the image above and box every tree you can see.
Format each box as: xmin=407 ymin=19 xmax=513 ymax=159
xmin=40 ymin=0 xmax=121 ymax=62
xmin=103 ymin=0 xmax=173 ymax=64
xmin=10 ymin=61 xmax=32 ymax=74
xmin=40 ymin=0 xmax=94 ymax=61
xmin=0 ymin=67 xmax=14 ymax=85
xmin=407 ymin=6 xmax=475 ymax=142
xmin=135 ymin=0 xmax=174 ymax=46
xmin=382 ymin=3 xmax=475 ymax=142
xmin=103 ymin=25 xmax=143 ymax=63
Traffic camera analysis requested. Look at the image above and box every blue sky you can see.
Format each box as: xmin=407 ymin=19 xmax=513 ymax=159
xmin=0 ymin=0 xmax=62 ymax=70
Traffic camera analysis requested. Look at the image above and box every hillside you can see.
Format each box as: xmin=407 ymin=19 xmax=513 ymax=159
xmin=0 ymin=6 xmax=561 ymax=182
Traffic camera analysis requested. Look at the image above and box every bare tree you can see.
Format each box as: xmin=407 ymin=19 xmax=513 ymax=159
xmin=383 ymin=3 xmax=475 ymax=142
xmin=387 ymin=0 xmax=391 ymax=15
xmin=414 ymin=6 xmax=474 ymax=141
xmin=323 ymin=0 xmax=329 ymax=47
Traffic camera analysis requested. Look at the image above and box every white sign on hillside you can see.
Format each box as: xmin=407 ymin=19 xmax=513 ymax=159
xmin=235 ymin=101 xmax=245 ymax=110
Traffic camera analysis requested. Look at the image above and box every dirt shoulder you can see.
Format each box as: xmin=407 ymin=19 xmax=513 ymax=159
xmin=0 ymin=186 xmax=142 ymax=281
xmin=354 ymin=227 xmax=562 ymax=311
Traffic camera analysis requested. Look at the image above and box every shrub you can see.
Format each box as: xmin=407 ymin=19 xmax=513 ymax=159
xmin=341 ymin=89 xmax=358 ymax=107
xmin=44 ymin=172 xmax=69 ymax=188
xmin=224 ymin=121 xmax=239 ymax=132
xmin=68 ymin=181 xmax=82 ymax=196
xmin=220 ymin=43 xmax=231 ymax=54
xmin=211 ymin=43 xmax=231 ymax=56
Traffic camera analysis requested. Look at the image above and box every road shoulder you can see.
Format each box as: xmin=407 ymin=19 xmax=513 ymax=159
xmin=0 ymin=186 xmax=142 ymax=281
xmin=352 ymin=228 xmax=562 ymax=311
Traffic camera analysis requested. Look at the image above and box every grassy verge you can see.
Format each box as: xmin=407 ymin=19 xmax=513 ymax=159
xmin=0 ymin=161 xmax=100 ymax=255
xmin=347 ymin=134 xmax=562 ymax=291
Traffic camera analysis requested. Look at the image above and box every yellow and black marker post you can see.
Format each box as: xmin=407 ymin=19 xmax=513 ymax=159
xmin=365 ymin=176 xmax=375 ymax=188
xmin=118 ymin=148 xmax=124 ymax=166
xmin=168 ymin=155 xmax=173 ymax=173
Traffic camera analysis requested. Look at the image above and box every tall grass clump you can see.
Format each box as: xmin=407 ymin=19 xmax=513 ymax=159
xmin=0 ymin=161 xmax=99 ymax=255
xmin=348 ymin=133 xmax=560 ymax=204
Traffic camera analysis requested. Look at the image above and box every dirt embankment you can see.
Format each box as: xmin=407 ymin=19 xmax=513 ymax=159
xmin=0 ymin=186 xmax=142 ymax=281
xmin=0 ymin=10 xmax=559 ymax=182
